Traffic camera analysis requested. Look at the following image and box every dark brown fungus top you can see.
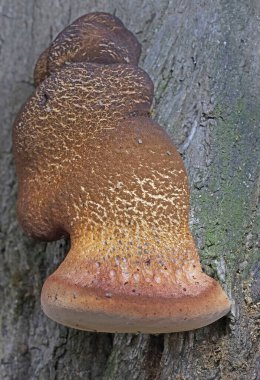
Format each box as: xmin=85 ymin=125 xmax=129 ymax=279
xmin=13 ymin=12 xmax=230 ymax=333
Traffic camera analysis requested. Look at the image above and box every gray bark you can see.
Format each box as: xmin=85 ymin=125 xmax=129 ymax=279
xmin=0 ymin=0 xmax=259 ymax=379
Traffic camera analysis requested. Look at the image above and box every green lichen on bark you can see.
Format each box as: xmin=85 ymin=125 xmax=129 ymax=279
xmin=192 ymin=98 xmax=259 ymax=280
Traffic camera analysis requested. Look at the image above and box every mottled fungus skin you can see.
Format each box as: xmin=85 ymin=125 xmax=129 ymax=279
xmin=13 ymin=12 xmax=230 ymax=333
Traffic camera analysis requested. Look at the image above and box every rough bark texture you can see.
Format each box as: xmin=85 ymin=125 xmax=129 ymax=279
xmin=0 ymin=1 xmax=259 ymax=379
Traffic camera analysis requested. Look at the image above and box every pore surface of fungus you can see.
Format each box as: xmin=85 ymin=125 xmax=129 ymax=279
xmin=13 ymin=12 xmax=230 ymax=333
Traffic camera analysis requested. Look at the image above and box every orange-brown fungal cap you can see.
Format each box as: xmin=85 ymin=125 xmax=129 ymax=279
xmin=34 ymin=12 xmax=141 ymax=86
xmin=13 ymin=13 xmax=230 ymax=333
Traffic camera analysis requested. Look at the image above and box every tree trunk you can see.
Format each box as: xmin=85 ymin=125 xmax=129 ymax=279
xmin=0 ymin=1 xmax=259 ymax=379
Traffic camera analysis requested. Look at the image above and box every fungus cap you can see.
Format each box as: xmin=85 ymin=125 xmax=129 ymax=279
xmin=41 ymin=251 xmax=230 ymax=333
xmin=13 ymin=12 xmax=230 ymax=333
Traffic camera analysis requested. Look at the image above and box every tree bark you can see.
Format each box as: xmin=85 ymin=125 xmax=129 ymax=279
xmin=0 ymin=1 xmax=259 ymax=379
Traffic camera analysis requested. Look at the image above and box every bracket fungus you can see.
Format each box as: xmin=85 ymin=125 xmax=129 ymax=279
xmin=13 ymin=12 xmax=230 ymax=333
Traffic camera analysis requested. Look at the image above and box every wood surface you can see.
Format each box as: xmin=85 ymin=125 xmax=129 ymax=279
xmin=0 ymin=1 xmax=259 ymax=379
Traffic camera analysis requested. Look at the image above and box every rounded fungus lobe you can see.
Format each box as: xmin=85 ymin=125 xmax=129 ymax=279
xmin=13 ymin=12 xmax=230 ymax=333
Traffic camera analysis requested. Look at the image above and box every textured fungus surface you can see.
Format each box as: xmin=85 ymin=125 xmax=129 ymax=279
xmin=13 ymin=12 xmax=230 ymax=333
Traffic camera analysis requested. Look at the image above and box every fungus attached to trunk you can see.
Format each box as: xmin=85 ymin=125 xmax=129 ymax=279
xmin=13 ymin=12 xmax=230 ymax=333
